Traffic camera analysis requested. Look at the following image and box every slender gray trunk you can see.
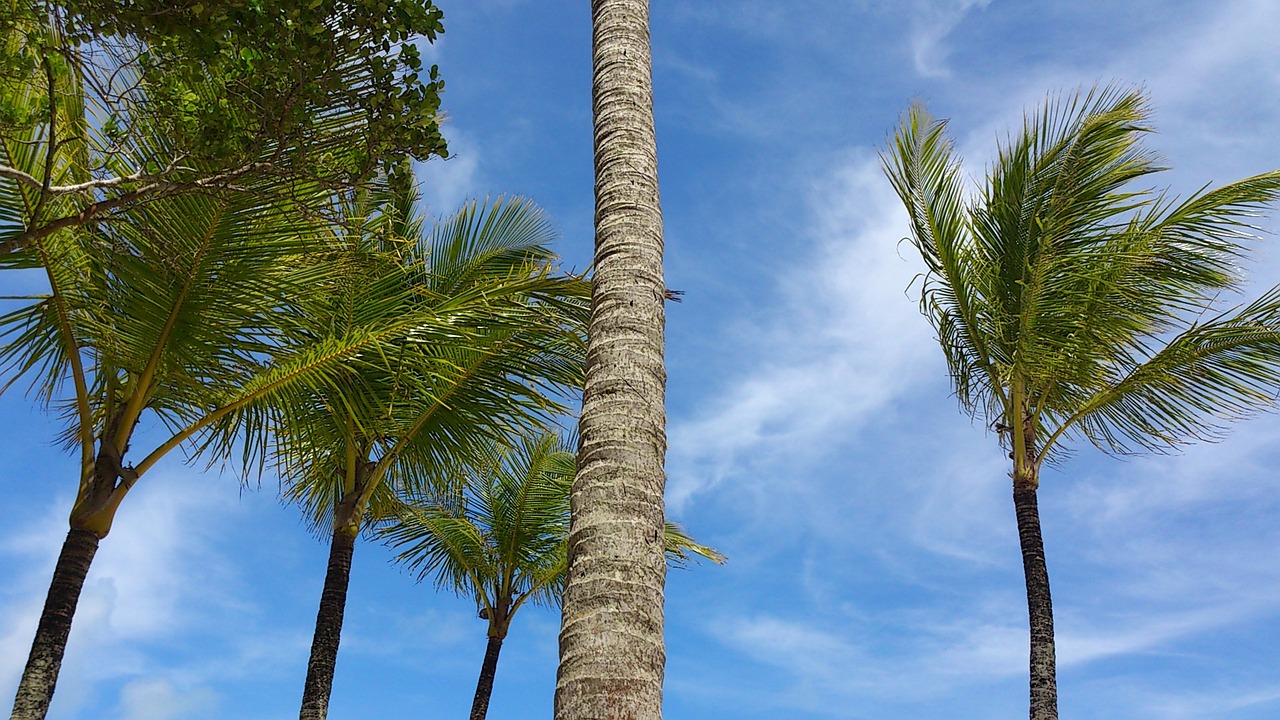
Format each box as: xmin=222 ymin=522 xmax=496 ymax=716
xmin=10 ymin=528 xmax=100 ymax=720
xmin=1013 ymin=481 xmax=1057 ymax=720
xmin=554 ymin=1 xmax=668 ymax=719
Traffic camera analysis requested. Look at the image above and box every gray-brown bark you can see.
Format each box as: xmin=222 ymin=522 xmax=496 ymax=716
xmin=10 ymin=528 xmax=100 ymax=720
xmin=469 ymin=634 xmax=505 ymax=720
xmin=298 ymin=525 xmax=358 ymax=720
xmin=1013 ymin=481 xmax=1057 ymax=720
xmin=554 ymin=1 xmax=668 ymax=719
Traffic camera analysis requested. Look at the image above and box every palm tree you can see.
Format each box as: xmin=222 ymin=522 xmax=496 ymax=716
xmin=0 ymin=69 xmax=452 ymax=714
xmin=883 ymin=86 xmax=1280 ymax=720
xmin=382 ymin=432 xmax=723 ymax=720
xmin=271 ymin=183 xmax=590 ymax=720
xmin=556 ymin=2 xmax=671 ymax=717
xmin=1 ymin=19 xmax=449 ymax=719
xmin=0 ymin=166 xmax=464 ymax=719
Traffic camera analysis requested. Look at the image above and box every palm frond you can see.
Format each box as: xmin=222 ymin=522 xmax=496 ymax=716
xmin=882 ymin=103 xmax=1004 ymax=417
xmin=1064 ymin=285 xmax=1280 ymax=454
xmin=664 ymin=521 xmax=727 ymax=568
xmin=885 ymin=84 xmax=1280 ymax=468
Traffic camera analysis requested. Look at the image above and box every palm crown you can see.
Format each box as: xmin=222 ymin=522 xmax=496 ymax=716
xmin=884 ymin=86 xmax=1280 ymax=474
xmin=382 ymin=432 xmax=725 ymax=633
xmin=273 ymin=189 xmax=592 ymax=538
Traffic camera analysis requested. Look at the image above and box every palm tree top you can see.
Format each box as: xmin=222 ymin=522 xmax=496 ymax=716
xmin=883 ymin=85 xmax=1280 ymax=463
xmin=381 ymin=432 xmax=723 ymax=633
xmin=268 ymin=189 xmax=591 ymax=538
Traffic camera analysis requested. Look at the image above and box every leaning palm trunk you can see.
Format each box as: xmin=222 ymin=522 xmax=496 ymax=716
xmin=9 ymin=529 xmax=100 ymax=720
xmin=12 ymin=449 xmax=131 ymax=720
xmin=299 ymin=499 xmax=363 ymax=720
xmin=1013 ymin=482 xmax=1056 ymax=719
xmin=554 ymin=1 xmax=669 ymax=718
xmin=469 ymin=634 xmax=505 ymax=720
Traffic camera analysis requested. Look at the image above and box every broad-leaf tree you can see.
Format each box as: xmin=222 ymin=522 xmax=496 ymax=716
xmin=1 ymin=0 xmax=447 ymax=255
xmin=883 ymin=86 xmax=1280 ymax=720
xmin=270 ymin=184 xmax=590 ymax=720
xmin=556 ymin=2 xmax=671 ymax=717
xmin=383 ymin=432 xmax=723 ymax=720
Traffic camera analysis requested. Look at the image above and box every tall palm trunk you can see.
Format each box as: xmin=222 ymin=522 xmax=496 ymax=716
xmin=554 ymin=1 xmax=668 ymax=719
xmin=9 ymin=529 xmax=100 ymax=720
xmin=1013 ymin=481 xmax=1057 ymax=720
xmin=469 ymin=634 xmax=505 ymax=720
xmin=299 ymin=505 xmax=360 ymax=720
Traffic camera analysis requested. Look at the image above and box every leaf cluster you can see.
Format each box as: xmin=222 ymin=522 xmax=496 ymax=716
xmin=45 ymin=0 xmax=446 ymax=167
xmin=1 ymin=0 xmax=448 ymax=257
xmin=884 ymin=85 xmax=1280 ymax=463
xmin=269 ymin=189 xmax=593 ymax=539
xmin=382 ymin=432 xmax=725 ymax=632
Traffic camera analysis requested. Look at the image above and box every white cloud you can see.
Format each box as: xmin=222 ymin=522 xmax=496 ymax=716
xmin=414 ymin=128 xmax=483 ymax=218
xmin=667 ymin=151 xmax=934 ymax=511
xmin=0 ymin=472 xmax=252 ymax=715
xmin=116 ymin=678 xmax=218 ymax=720
xmin=908 ymin=0 xmax=993 ymax=78
xmin=1149 ymin=683 xmax=1280 ymax=719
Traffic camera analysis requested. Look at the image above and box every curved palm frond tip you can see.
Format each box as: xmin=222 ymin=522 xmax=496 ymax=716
xmin=381 ymin=431 xmax=723 ymax=720
xmin=883 ymin=84 xmax=1280 ymax=720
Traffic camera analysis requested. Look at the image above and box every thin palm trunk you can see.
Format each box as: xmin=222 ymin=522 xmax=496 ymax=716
xmin=554 ymin=1 xmax=668 ymax=719
xmin=1013 ymin=482 xmax=1057 ymax=720
xmin=10 ymin=528 xmax=100 ymax=720
xmin=469 ymin=634 xmax=505 ymax=720
xmin=299 ymin=525 xmax=358 ymax=720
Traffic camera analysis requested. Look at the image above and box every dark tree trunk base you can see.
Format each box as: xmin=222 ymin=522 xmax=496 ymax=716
xmin=299 ymin=529 xmax=357 ymax=720
xmin=470 ymin=634 xmax=505 ymax=720
xmin=10 ymin=528 xmax=100 ymax=720
xmin=1014 ymin=482 xmax=1058 ymax=720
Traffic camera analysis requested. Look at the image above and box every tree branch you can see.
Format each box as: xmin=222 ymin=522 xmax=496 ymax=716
xmin=0 ymin=157 xmax=197 ymax=195
xmin=1 ymin=161 xmax=281 ymax=254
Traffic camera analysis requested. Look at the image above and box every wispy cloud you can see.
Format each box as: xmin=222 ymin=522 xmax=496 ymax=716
xmin=667 ymin=152 xmax=932 ymax=511
xmin=414 ymin=128 xmax=484 ymax=218
xmin=908 ymin=0 xmax=993 ymax=78
xmin=0 ymin=473 xmax=260 ymax=716
xmin=116 ymin=678 xmax=219 ymax=720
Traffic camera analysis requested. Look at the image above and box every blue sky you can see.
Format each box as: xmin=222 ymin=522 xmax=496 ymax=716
xmin=4 ymin=1 xmax=1280 ymax=718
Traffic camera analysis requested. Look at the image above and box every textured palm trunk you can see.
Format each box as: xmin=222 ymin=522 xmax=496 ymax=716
xmin=469 ymin=635 xmax=505 ymax=720
xmin=9 ymin=528 xmax=100 ymax=720
xmin=554 ymin=1 xmax=668 ymax=719
xmin=1013 ymin=481 xmax=1057 ymax=720
xmin=298 ymin=525 xmax=358 ymax=720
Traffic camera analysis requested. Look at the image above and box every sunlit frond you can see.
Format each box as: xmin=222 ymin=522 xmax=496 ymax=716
xmin=885 ymin=84 xmax=1280 ymax=468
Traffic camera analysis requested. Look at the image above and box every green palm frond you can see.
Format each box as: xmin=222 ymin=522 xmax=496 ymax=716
xmin=382 ymin=430 xmax=724 ymax=622
xmin=382 ymin=508 xmax=497 ymax=597
xmin=420 ymin=196 xmax=559 ymax=297
xmin=381 ymin=433 xmax=573 ymax=610
xmin=267 ymin=183 xmax=589 ymax=553
xmin=664 ymin=521 xmax=728 ymax=568
xmin=885 ymin=84 xmax=1280 ymax=468
xmin=1066 ymin=285 xmax=1280 ymax=454
xmin=882 ymin=102 xmax=1004 ymax=418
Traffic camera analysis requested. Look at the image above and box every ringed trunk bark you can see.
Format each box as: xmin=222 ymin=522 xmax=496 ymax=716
xmin=555 ymin=1 xmax=669 ymax=719
xmin=469 ymin=635 xmax=505 ymax=720
xmin=298 ymin=527 xmax=358 ymax=720
xmin=10 ymin=528 xmax=101 ymax=720
xmin=1013 ymin=481 xmax=1057 ymax=720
